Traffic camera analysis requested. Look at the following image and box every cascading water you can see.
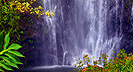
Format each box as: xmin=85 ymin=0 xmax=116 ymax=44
xmin=41 ymin=0 xmax=124 ymax=67
xmin=131 ymin=4 xmax=133 ymax=45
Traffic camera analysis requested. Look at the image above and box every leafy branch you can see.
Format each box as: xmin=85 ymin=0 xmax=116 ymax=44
xmin=0 ymin=31 xmax=24 ymax=72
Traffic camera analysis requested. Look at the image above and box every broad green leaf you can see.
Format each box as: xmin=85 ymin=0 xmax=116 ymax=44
xmin=5 ymin=53 xmax=23 ymax=64
xmin=0 ymin=62 xmax=13 ymax=71
xmin=16 ymin=61 xmax=23 ymax=64
xmin=8 ymin=43 xmax=22 ymax=50
xmin=5 ymin=53 xmax=20 ymax=61
xmin=0 ymin=56 xmax=18 ymax=68
xmin=4 ymin=53 xmax=17 ymax=64
xmin=5 ymin=59 xmax=19 ymax=69
xmin=7 ymin=51 xmax=25 ymax=57
xmin=0 ymin=31 xmax=4 ymax=50
xmin=3 ymin=33 xmax=10 ymax=50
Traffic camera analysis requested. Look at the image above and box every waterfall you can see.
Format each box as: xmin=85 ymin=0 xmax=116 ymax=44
xmin=131 ymin=3 xmax=133 ymax=35
xmin=42 ymin=0 xmax=123 ymax=67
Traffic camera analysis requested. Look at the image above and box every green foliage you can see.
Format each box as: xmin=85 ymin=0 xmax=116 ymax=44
xmin=74 ymin=49 xmax=133 ymax=72
xmin=0 ymin=0 xmax=20 ymax=34
xmin=0 ymin=31 xmax=4 ymax=50
xmin=0 ymin=0 xmax=54 ymax=44
xmin=0 ymin=31 xmax=24 ymax=72
xmin=0 ymin=0 xmax=54 ymax=71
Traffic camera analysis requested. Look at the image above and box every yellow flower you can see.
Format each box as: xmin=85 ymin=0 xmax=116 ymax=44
xmin=38 ymin=6 xmax=43 ymax=9
xmin=51 ymin=13 xmax=55 ymax=16
xmin=21 ymin=10 xmax=24 ymax=13
xmin=45 ymin=10 xmax=49 ymax=15
xmin=22 ymin=7 xmax=24 ymax=9
xmin=15 ymin=1 xmax=18 ymax=3
xmin=47 ymin=12 xmax=50 ymax=17
xmin=30 ymin=1 xmax=33 ymax=4
xmin=26 ymin=2 xmax=30 ymax=7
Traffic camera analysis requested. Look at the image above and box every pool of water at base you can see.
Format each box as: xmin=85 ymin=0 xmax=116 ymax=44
xmin=14 ymin=65 xmax=79 ymax=72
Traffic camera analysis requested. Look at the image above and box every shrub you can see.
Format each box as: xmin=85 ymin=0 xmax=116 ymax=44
xmin=74 ymin=49 xmax=133 ymax=72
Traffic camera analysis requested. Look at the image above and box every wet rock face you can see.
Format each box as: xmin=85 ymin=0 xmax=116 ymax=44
xmin=120 ymin=0 xmax=133 ymax=55
xmin=105 ymin=0 xmax=133 ymax=55
xmin=122 ymin=0 xmax=132 ymax=34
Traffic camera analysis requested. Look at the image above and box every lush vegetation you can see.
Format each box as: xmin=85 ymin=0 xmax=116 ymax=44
xmin=0 ymin=0 xmax=54 ymax=71
xmin=0 ymin=0 xmax=54 ymax=42
xmin=73 ymin=49 xmax=133 ymax=72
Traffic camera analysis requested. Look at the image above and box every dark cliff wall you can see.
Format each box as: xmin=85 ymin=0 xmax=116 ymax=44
xmin=120 ymin=0 xmax=133 ymax=54
xmin=17 ymin=0 xmax=46 ymax=69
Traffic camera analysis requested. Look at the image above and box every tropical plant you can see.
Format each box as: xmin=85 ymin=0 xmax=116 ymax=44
xmin=0 ymin=31 xmax=25 ymax=72
xmin=0 ymin=0 xmax=54 ymax=43
xmin=74 ymin=48 xmax=133 ymax=72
